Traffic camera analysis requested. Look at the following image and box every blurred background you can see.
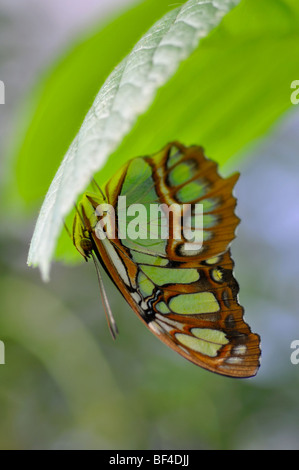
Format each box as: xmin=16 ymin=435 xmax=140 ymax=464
xmin=0 ymin=0 xmax=299 ymax=450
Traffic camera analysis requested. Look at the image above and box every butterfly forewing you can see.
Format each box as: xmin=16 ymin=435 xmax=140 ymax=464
xmin=74 ymin=142 xmax=261 ymax=378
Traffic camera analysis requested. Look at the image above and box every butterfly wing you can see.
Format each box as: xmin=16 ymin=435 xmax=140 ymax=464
xmin=86 ymin=142 xmax=261 ymax=378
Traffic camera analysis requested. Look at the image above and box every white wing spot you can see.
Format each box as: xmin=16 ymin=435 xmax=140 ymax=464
xmin=131 ymin=292 xmax=141 ymax=303
xmin=226 ymin=356 xmax=243 ymax=365
xmin=233 ymin=345 xmax=247 ymax=356
xmin=149 ymin=321 xmax=163 ymax=335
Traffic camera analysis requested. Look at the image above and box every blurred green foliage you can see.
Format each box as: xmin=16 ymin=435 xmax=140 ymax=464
xmin=1 ymin=0 xmax=299 ymax=450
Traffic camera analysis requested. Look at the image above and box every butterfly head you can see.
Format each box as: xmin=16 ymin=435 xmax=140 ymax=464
xmin=72 ymin=192 xmax=104 ymax=260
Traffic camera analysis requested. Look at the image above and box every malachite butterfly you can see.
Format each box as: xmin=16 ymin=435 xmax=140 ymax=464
xmin=73 ymin=142 xmax=261 ymax=378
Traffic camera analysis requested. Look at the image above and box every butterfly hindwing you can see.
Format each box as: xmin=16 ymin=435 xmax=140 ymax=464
xmin=133 ymin=249 xmax=260 ymax=378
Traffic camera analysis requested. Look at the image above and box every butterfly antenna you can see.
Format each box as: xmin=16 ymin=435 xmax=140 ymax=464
xmin=63 ymin=219 xmax=72 ymax=240
xmin=91 ymin=251 xmax=118 ymax=340
xmin=91 ymin=178 xmax=107 ymax=201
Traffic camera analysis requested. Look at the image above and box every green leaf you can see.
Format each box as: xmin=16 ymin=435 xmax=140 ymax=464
xmin=26 ymin=0 xmax=240 ymax=280
xmin=11 ymin=0 xmax=299 ymax=275
xmin=11 ymin=0 xmax=187 ymax=208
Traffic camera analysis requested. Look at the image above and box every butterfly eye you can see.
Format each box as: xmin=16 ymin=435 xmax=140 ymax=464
xmin=80 ymin=237 xmax=93 ymax=254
